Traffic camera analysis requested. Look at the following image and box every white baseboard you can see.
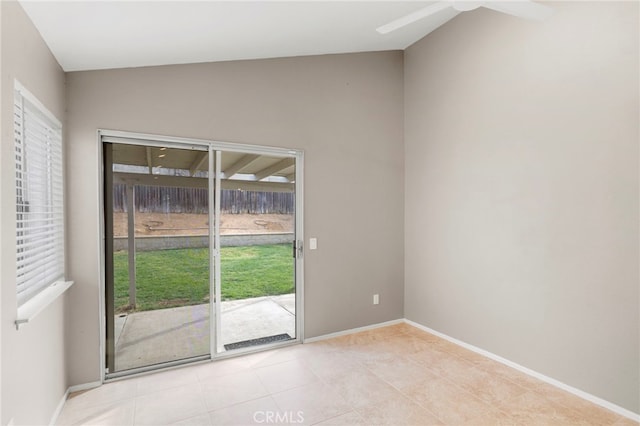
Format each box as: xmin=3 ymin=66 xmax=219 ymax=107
xmin=303 ymin=318 xmax=404 ymax=343
xmin=49 ymin=382 xmax=102 ymax=426
xmin=68 ymin=380 xmax=102 ymax=394
xmin=49 ymin=381 xmax=102 ymax=425
xmin=404 ymin=319 xmax=640 ymax=423
xmin=48 ymin=388 xmax=69 ymax=426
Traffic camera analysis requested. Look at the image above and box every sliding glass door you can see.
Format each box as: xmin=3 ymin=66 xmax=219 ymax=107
xmin=104 ymin=143 xmax=212 ymax=374
xmin=217 ymin=152 xmax=297 ymax=352
xmin=102 ymin=132 xmax=303 ymax=377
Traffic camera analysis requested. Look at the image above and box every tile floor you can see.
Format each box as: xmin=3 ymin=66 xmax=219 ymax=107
xmin=56 ymin=323 xmax=638 ymax=426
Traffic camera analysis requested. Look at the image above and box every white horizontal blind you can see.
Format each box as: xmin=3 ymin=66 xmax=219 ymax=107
xmin=14 ymin=86 xmax=65 ymax=306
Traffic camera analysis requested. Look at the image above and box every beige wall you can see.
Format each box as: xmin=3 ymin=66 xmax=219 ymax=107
xmin=1 ymin=2 xmax=68 ymax=425
xmin=404 ymin=1 xmax=639 ymax=413
xmin=65 ymin=52 xmax=405 ymax=385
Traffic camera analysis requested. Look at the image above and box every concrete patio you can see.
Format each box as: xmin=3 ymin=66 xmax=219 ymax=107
xmin=113 ymin=293 xmax=296 ymax=372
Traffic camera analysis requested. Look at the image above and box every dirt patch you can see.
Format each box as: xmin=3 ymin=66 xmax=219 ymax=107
xmin=113 ymin=212 xmax=293 ymax=237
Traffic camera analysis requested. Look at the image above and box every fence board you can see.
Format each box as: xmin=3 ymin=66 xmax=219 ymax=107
xmin=113 ymin=184 xmax=294 ymax=214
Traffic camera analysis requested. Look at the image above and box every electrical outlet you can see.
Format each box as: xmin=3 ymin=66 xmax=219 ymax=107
xmin=373 ymin=294 xmax=379 ymax=305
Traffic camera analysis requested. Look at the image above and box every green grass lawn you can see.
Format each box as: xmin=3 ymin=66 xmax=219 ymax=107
xmin=114 ymin=244 xmax=294 ymax=313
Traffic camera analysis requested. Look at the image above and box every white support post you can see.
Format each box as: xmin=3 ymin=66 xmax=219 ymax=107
xmin=126 ymin=183 xmax=136 ymax=307
xmin=214 ymin=150 xmax=222 ymax=354
xmin=208 ymin=147 xmax=216 ymax=358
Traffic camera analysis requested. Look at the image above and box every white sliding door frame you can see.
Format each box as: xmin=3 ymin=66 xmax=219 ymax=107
xmin=98 ymin=129 xmax=304 ymax=379
xmin=213 ymin=149 xmax=223 ymax=355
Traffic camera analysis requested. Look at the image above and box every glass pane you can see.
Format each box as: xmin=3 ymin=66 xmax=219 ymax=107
xmin=109 ymin=144 xmax=210 ymax=372
xmin=218 ymin=152 xmax=296 ymax=352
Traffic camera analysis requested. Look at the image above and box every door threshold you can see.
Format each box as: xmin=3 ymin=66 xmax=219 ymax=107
xmin=105 ymin=338 xmax=302 ymax=381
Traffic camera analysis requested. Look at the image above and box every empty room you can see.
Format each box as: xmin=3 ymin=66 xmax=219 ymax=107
xmin=0 ymin=0 xmax=638 ymax=425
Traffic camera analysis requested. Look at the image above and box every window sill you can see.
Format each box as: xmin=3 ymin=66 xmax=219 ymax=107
xmin=15 ymin=280 xmax=74 ymax=330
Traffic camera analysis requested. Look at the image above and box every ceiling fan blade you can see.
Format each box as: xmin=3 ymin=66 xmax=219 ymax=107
xmin=483 ymin=0 xmax=553 ymax=21
xmin=376 ymin=2 xmax=453 ymax=34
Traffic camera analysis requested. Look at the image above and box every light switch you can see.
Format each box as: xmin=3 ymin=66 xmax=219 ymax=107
xmin=309 ymin=238 xmax=317 ymax=250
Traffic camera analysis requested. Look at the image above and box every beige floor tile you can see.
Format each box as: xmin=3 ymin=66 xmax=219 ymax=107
xmin=324 ymin=366 xmax=404 ymax=409
xmin=501 ymin=371 xmax=548 ymax=391
xmin=315 ymin=334 xmax=358 ymax=348
xmin=290 ymin=340 xmax=340 ymax=357
xmin=301 ymin=348 xmax=362 ymax=382
xmin=424 ymin=353 xmax=477 ymax=380
xmin=134 ymin=383 xmax=207 ymax=425
xmin=383 ymin=334 xmax=440 ymax=355
xmin=363 ymin=355 xmax=439 ymax=389
xmin=254 ymin=358 xmax=319 ymax=393
xmin=461 ymin=408 xmax=519 ymax=426
xmin=208 ymin=396 xmax=282 ymax=426
xmin=435 ymin=340 xmax=480 ymax=359
xmin=355 ymin=393 xmax=443 ymax=426
xmin=56 ymin=325 xmax=629 ymax=426
xmin=56 ymin=400 xmax=135 ymax=426
xmin=136 ymin=365 xmax=200 ymax=396
xmin=405 ymin=345 xmax=453 ymax=367
xmin=451 ymin=349 xmax=491 ymax=365
xmin=471 ymin=359 xmax=543 ymax=390
xmin=398 ymin=326 xmax=442 ymax=340
xmin=271 ymin=382 xmax=352 ymax=425
xmin=401 ymin=376 xmax=494 ymax=424
xmin=497 ymin=391 xmax=594 ymax=426
xmin=313 ymin=411 xmax=367 ymax=425
xmin=191 ymin=356 xmax=253 ymax=382
xmin=455 ymin=367 xmax=528 ymax=404
xmin=326 ymin=332 xmax=378 ymax=348
xmin=530 ymin=383 xmax=622 ymax=425
xmin=231 ymin=345 xmax=300 ymax=369
xmin=382 ymin=322 xmax=418 ymax=335
xmin=327 ymin=327 xmax=406 ymax=348
xmin=201 ymin=369 xmax=269 ymax=411
xmin=347 ymin=341 xmax=398 ymax=363
xmin=404 ymin=329 xmax=447 ymax=344
xmin=307 ymin=337 xmax=347 ymax=351
xmin=360 ymin=324 xmax=406 ymax=339
xmin=170 ymin=413 xmax=213 ymax=426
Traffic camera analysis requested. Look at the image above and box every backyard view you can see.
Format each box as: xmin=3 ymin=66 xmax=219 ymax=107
xmin=111 ymin=199 xmax=297 ymax=370
xmin=112 ymin=186 xmax=295 ymax=314
xmin=113 ymin=243 xmax=294 ymax=313
xmin=107 ymin=148 xmax=299 ymax=372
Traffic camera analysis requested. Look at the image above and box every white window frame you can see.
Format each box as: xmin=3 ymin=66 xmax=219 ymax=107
xmin=14 ymin=81 xmax=72 ymax=328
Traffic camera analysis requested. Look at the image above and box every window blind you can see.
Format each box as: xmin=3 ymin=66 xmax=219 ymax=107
xmin=14 ymin=86 xmax=65 ymax=306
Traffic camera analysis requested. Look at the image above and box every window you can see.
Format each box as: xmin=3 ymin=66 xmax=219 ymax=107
xmin=14 ymin=83 xmax=65 ymax=306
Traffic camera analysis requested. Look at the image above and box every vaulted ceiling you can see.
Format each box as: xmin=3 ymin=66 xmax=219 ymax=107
xmin=19 ymin=1 xmax=460 ymax=71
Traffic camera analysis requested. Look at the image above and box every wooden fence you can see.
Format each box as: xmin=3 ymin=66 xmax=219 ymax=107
xmin=113 ymin=185 xmax=294 ymax=214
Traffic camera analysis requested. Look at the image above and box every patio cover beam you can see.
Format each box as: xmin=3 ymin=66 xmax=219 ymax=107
xmin=222 ymin=154 xmax=260 ymax=178
xmin=189 ymin=151 xmax=208 ymax=176
xmin=113 ymin=172 xmax=294 ymax=193
xmin=254 ymin=158 xmax=295 ymax=181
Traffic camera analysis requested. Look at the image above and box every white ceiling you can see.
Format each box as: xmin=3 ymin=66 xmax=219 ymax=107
xmin=18 ymin=1 xmax=461 ymax=72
